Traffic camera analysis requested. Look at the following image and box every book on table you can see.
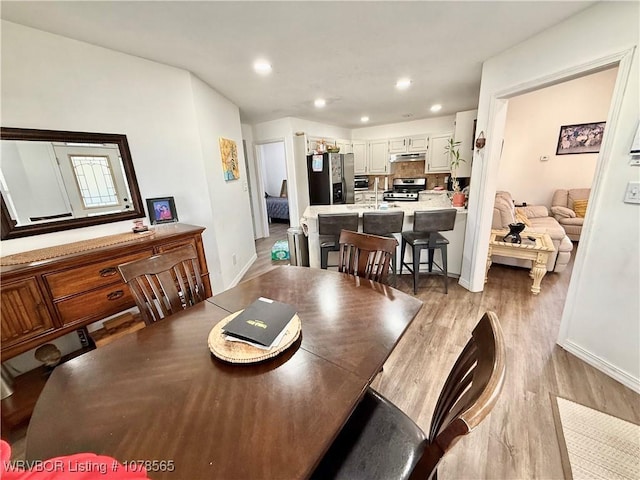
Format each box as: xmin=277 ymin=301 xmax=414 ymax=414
xmin=223 ymin=297 xmax=297 ymax=349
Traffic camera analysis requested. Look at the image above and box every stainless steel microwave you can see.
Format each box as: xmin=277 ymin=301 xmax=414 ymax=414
xmin=354 ymin=176 xmax=369 ymax=190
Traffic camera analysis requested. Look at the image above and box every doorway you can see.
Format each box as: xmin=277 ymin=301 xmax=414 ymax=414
xmin=255 ymin=140 xmax=290 ymax=238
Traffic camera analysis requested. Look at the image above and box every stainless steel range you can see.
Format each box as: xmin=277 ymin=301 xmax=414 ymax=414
xmin=383 ymin=178 xmax=426 ymax=201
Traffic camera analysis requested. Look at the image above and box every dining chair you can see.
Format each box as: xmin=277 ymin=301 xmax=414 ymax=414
xmin=362 ymin=210 xmax=404 ymax=274
xmin=311 ymin=311 xmax=506 ymax=480
xmin=338 ymin=230 xmax=399 ymax=284
xmin=118 ymin=244 xmax=205 ymax=324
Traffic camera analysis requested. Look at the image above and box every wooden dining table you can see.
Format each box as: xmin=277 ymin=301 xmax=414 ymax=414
xmin=26 ymin=266 xmax=423 ymax=479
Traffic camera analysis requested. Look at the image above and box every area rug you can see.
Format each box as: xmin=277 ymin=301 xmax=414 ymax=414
xmin=550 ymin=394 xmax=640 ymax=479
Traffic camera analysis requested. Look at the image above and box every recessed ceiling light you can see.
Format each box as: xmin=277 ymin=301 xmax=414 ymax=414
xmin=430 ymin=104 xmax=442 ymax=112
xmin=314 ymin=98 xmax=326 ymax=108
xmin=396 ymin=78 xmax=412 ymax=90
xmin=361 ymin=116 xmax=369 ymax=123
xmin=253 ymin=60 xmax=272 ymax=75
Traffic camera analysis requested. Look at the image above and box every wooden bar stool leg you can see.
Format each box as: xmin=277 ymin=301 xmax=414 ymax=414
xmin=428 ymin=248 xmax=434 ymax=273
xmin=400 ymin=238 xmax=407 ymax=275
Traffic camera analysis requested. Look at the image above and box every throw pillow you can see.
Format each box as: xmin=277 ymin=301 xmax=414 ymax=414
xmin=573 ymin=199 xmax=588 ymax=218
xmin=514 ymin=208 xmax=532 ymax=227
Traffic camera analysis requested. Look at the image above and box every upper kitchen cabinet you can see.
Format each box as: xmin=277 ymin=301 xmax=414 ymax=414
xmin=336 ymin=139 xmax=353 ymax=154
xmin=388 ymin=135 xmax=428 ymax=154
xmin=453 ymin=109 xmax=477 ymax=178
xmin=368 ymin=139 xmax=389 ymax=174
xmin=425 ymin=133 xmax=453 ymax=173
xmin=352 ymin=140 xmax=367 ymax=174
xmin=306 ymin=136 xmax=335 ymax=154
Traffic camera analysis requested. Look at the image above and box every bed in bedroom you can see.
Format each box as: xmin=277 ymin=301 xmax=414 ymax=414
xmin=265 ymin=194 xmax=289 ymax=222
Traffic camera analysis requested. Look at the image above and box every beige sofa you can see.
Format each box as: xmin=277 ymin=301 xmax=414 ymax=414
xmin=550 ymin=188 xmax=590 ymax=241
xmin=492 ymin=191 xmax=573 ymax=272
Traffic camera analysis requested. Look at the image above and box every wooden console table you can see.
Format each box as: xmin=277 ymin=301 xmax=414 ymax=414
xmin=485 ymin=229 xmax=555 ymax=295
xmin=0 ymin=223 xmax=211 ymax=361
xmin=1 ymin=224 xmax=211 ymax=436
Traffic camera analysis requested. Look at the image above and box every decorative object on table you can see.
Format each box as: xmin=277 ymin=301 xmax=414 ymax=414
xmin=326 ymin=145 xmax=340 ymax=153
xmin=34 ymin=343 xmax=62 ymax=368
xmin=556 ymin=122 xmax=606 ymax=155
xmin=502 ymin=222 xmax=526 ymax=243
xmin=271 ymin=239 xmax=290 ymax=260
xmin=475 ymin=130 xmax=486 ymax=149
xmin=132 ymin=219 xmax=149 ymax=233
xmin=444 ymin=137 xmax=467 ymax=207
xmin=223 ymin=297 xmax=296 ymax=348
xmin=89 ymin=312 xmax=146 ymax=348
xmin=146 ymin=197 xmax=178 ymax=225
xmin=209 ymin=299 xmax=301 ymax=363
xmin=219 ymin=137 xmax=240 ymax=180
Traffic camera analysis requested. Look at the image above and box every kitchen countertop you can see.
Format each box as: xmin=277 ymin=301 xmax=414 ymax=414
xmin=302 ymin=199 xmax=466 ymax=219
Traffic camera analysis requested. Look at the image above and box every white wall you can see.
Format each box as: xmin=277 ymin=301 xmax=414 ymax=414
xmin=0 ymin=21 xmax=255 ymax=294
xmin=260 ymin=142 xmax=287 ymax=197
xmin=498 ymin=67 xmax=618 ymax=206
xmin=462 ymin=2 xmax=640 ymax=390
xmin=352 ymin=115 xmax=455 ymax=139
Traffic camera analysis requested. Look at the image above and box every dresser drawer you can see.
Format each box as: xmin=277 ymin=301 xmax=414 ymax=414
xmin=45 ymin=249 xmax=153 ymax=299
xmin=54 ymin=283 xmax=136 ymax=326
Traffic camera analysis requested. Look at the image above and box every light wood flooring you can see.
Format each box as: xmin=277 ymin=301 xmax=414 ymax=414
xmin=243 ymin=237 xmax=640 ymax=479
xmin=9 ymin=233 xmax=640 ymax=478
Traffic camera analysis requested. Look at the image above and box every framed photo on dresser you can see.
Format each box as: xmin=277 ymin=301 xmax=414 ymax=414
xmin=146 ymin=197 xmax=178 ymax=224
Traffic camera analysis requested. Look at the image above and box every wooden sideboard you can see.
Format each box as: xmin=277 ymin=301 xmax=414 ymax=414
xmin=0 ymin=224 xmax=211 ymax=361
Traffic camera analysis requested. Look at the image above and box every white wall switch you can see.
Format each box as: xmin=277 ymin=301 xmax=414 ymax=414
xmin=630 ymin=155 xmax=640 ymax=166
xmin=623 ymin=181 xmax=640 ymax=204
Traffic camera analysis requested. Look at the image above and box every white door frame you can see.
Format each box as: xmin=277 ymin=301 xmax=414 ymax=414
xmin=253 ymin=138 xmax=288 ymax=238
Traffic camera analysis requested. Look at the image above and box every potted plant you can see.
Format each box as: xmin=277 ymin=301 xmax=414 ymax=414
xmin=444 ymin=138 xmax=467 ymax=207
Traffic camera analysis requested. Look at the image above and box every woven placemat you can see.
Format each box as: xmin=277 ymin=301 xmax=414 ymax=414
xmin=208 ymin=310 xmax=301 ymax=364
xmin=0 ymin=230 xmax=155 ymax=266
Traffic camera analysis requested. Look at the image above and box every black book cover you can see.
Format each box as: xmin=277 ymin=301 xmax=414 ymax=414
xmin=223 ymin=298 xmax=296 ymax=347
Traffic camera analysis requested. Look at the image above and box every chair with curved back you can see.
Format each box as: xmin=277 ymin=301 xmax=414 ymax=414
xmin=311 ymin=311 xmax=506 ymax=480
xmin=362 ymin=210 xmax=404 ymax=274
xmin=118 ymin=244 xmax=205 ymax=325
xmin=338 ymin=230 xmax=399 ymax=284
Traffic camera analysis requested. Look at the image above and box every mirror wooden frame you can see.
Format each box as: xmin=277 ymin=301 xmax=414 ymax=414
xmin=1 ymin=127 xmax=144 ymax=240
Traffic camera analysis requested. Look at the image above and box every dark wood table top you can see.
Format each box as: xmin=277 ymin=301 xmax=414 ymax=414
xmin=26 ymin=267 xmax=423 ymax=479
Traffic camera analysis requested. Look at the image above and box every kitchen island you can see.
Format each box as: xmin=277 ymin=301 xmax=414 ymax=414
xmin=301 ymin=197 xmax=467 ymax=276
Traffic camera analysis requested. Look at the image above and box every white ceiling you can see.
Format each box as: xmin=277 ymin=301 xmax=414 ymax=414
xmin=1 ymin=1 xmax=594 ymax=129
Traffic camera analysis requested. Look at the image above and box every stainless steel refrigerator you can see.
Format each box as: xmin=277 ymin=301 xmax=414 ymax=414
xmin=306 ymin=153 xmax=354 ymax=205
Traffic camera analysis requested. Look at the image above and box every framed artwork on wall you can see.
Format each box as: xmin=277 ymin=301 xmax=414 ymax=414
xmin=219 ymin=137 xmax=240 ymax=180
xmin=146 ymin=197 xmax=178 ymax=224
xmin=556 ymin=122 xmax=606 ymax=155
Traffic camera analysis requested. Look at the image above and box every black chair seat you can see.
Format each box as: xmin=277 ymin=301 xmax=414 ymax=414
xmin=402 ymin=231 xmax=449 ymax=247
xmin=311 ymin=389 xmax=426 ymax=480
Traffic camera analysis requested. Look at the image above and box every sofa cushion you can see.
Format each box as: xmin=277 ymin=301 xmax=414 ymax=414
xmin=528 ymin=216 xmax=567 ymax=241
xmin=573 ymin=199 xmax=588 ymax=217
xmin=514 ymin=208 xmax=532 ymax=227
xmin=567 ymin=188 xmax=591 ymax=209
xmin=558 ymin=217 xmax=584 ymax=226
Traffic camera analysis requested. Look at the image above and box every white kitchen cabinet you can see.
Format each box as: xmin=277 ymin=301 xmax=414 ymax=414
xmin=426 ymin=133 xmax=452 ymax=173
xmin=388 ymin=135 xmax=428 ymax=154
xmin=352 ymin=141 xmax=367 ymax=174
xmin=336 ymin=139 xmax=352 ymax=154
xmin=368 ymin=140 xmax=389 ymax=174
xmin=306 ymin=136 xmax=336 ymax=154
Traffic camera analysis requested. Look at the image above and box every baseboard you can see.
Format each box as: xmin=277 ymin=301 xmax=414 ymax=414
xmin=558 ymin=339 xmax=640 ymax=393
xmin=228 ymin=253 xmax=257 ymax=288
xmin=457 ymin=277 xmax=473 ymax=291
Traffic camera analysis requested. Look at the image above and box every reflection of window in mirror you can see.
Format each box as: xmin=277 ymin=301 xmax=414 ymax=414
xmin=1 ymin=142 xmax=131 ymax=226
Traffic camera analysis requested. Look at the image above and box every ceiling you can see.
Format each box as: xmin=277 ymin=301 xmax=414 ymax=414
xmin=1 ymin=1 xmax=594 ymax=129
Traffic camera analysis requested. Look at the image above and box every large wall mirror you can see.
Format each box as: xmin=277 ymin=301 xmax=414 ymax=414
xmin=1 ymin=127 xmax=144 ymax=240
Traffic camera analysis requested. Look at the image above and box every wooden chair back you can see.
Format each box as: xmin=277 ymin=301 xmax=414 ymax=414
xmin=118 ymin=245 xmax=205 ymax=324
xmin=338 ymin=230 xmax=398 ymax=284
xmin=410 ymin=311 xmax=506 ymax=479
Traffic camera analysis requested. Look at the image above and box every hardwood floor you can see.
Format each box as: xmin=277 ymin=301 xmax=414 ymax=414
xmin=244 ymin=241 xmax=640 ymax=479
xmin=8 ymin=237 xmax=639 ymax=478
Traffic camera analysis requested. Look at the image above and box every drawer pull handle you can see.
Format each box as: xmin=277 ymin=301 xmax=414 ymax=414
xmin=99 ymin=267 xmax=118 ymax=277
xmin=107 ymin=290 xmax=124 ymax=301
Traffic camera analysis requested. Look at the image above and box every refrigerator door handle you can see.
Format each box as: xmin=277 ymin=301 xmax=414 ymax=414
xmin=341 ymin=177 xmax=347 ymax=204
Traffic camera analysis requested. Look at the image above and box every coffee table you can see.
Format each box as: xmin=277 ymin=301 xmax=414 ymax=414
xmin=485 ymin=229 xmax=556 ymax=295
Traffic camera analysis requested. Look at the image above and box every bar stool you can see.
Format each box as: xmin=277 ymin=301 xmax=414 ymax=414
xmin=400 ymin=209 xmax=457 ymax=294
xmin=362 ymin=211 xmax=404 ymax=274
xmin=318 ymin=213 xmax=359 ymax=269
